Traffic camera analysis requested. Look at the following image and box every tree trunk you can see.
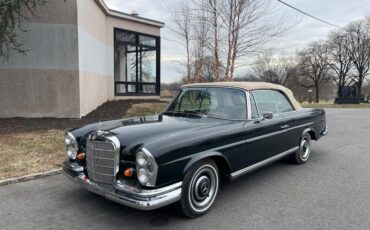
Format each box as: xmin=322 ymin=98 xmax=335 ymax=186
xmin=212 ymin=0 xmax=220 ymax=81
xmin=225 ymin=54 xmax=233 ymax=81
xmin=315 ymin=84 xmax=320 ymax=103
xmin=337 ymin=86 xmax=342 ymax=98
xmin=186 ymin=40 xmax=191 ymax=83
xmin=357 ymin=80 xmax=363 ymax=101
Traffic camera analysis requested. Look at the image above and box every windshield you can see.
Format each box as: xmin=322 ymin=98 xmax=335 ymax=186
xmin=165 ymin=87 xmax=247 ymax=120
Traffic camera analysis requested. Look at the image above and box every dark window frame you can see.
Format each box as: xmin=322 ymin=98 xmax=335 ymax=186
xmin=114 ymin=28 xmax=161 ymax=96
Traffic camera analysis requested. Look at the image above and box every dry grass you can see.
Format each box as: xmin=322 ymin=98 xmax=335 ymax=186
xmin=0 ymin=129 xmax=65 ymax=180
xmin=0 ymin=101 xmax=169 ymax=180
xmin=124 ymin=102 xmax=168 ymax=118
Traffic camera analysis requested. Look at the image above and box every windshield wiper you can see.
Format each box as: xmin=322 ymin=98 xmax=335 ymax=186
xmin=162 ymin=110 xmax=206 ymax=118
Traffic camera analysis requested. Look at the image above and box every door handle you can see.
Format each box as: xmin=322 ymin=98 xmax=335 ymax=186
xmin=281 ymin=124 xmax=289 ymax=129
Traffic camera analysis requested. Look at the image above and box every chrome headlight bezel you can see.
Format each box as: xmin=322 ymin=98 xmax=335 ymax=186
xmin=65 ymin=132 xmax=78 ymax=160
xmin=136 ymin=148 xmax=158 ymax=187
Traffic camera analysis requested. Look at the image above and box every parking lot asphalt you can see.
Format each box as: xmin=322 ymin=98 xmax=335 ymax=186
xmin=1 ymin=109 xmax=370 ymax=230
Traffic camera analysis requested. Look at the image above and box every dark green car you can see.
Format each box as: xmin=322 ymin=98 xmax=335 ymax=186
xmin=63 ymin=82 xmax=327 ymax=218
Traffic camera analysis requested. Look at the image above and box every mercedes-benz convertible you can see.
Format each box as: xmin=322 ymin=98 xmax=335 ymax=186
xmin=63 ymin=82 xmax=327 ymax=217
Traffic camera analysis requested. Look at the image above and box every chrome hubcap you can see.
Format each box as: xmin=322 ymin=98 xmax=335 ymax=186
xmin=300 ymin=135 xmax=311 ymax=160
xmin=189 ymin=165 xmax=218 ymax=212
xmin=194 ymin=176 xmax=211 ymax=201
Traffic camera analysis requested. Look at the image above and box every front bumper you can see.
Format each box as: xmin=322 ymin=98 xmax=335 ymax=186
xmin=321 ymin=126 xmax=328 ymax=136
xmin=63 ymin=161 xmax=182 ymax=210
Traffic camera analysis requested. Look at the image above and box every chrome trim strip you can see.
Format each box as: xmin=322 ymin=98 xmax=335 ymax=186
xmin=162 ymin=122 xmax=313 ymax=166
xmin=231 ymin=146 xmax=299 ymax=178
xmin=246 ymin=91 xmax=252 ymax=120
xmin=246 ymin=122 xmax=314 ymax=143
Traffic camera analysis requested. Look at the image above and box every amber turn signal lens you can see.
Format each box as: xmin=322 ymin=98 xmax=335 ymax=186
xmin=76 ymin=153 xmax=85 ymax=161
xmin=124 ymin=168 xmax=133 ymax=177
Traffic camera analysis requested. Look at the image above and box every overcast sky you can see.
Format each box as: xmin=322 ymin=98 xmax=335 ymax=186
xmin=105 ymin=0 xmax=370 ymax=83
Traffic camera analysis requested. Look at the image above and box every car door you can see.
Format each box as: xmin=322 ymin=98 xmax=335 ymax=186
xmin=243 ymin=90 xmax=290 ymax=167
xmin=272 ymin=90 xmax=303 ymax=151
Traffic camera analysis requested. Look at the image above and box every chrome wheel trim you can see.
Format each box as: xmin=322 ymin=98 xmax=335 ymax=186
xmin=188 ymin=164 xmax=219 ymax=213
xmin=300 ymin=134 xmax=311 ymax=161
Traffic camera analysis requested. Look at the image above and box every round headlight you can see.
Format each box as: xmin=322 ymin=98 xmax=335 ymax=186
xmin=135 ymin=148 xmax=158 ymax=187
xmin=65 ymin=132 xmax=75 ymax=145
xmin=137 ymin=168 xmax=149 ymax=184
xmin=136 ymin=151 xmax=147 ymax=167
xmin=65 ymin=132 xmax=78 ymax=160
xmin=65 ymin=132 xmax=77 ymax=145
xmin=67 ymin=145 xmax=77 ymax=160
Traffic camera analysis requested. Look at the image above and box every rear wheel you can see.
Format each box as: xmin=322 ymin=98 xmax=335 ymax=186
xmin=290 ymin=133 xmax=311 ymax=164
xmin=179 ymin=159 xmax=219 ymax=218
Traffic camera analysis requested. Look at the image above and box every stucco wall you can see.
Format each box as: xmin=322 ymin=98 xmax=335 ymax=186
xmin=0 ymin=70 xmax=80 ymax=118
xmin=0 ymin=0 xmax=80 ymax=118
xmin=76 ymin=0 xmax=161 ymax=116
xmin=0 ymin=0 xmax=162 ymax=118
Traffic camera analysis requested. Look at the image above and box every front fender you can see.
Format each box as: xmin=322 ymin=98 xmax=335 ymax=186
xmin=155 ymin=151 xmax=231 ymax=187
xmin=182 ymin=151 xmax=231 ymax=178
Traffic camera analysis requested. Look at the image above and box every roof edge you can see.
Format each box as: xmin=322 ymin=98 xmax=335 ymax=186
xmin=95 ymin=0 xmax=165 ymax=28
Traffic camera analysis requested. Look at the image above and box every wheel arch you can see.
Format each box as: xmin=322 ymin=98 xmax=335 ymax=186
xmin=302 ymin=127 xmax=317 ymax=140
xmin=182 ymin=152 xmax=231 ymax=180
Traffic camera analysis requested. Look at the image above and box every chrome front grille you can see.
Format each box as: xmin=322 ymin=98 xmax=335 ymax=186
xmin=86 ymin=135 xmax=119 ymax=184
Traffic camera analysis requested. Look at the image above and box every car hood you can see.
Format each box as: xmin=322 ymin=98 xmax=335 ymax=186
xmin=104 ymin=115 xmax=233 ymax=156
xmin=70 ymin=114 xmax=237 ymax=159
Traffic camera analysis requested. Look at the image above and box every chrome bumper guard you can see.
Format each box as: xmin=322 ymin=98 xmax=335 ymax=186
xmin=63 ymin=161 xmax=182 ymax=210
xmin=321 ymin=126 xmax=328 ymax=136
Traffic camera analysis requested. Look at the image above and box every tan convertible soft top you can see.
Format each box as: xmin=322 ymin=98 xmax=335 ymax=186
xmin=181 ymin=82 xmax=302 ymax=111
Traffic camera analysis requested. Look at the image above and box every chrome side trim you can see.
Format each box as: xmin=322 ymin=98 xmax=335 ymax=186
xmin=162 ymin=122 xmax=312 ymax=166
xmin=231 ymin=146 xmax=299 ymax=178
xmin=246 ymin=122 xmax=314 ymax=143
xmin=246 ymin=91 xmax=252 ymax=120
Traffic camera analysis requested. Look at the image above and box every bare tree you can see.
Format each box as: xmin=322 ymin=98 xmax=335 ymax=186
xmin=198 ymin=56 xmax=218 ymax=82
xmin=219 ymin=0 xmax=287 ymax=81
xmin=167 ymin=0 xmax=193 ymax=82
xmin=253 ymin=50 xmax=291 ymax=85
xmin=201 ymin=0 xmax=223 ymax=81
xmin=345 ymin=19 xmax=370 ymax=99
xmin=192 ymin=8 xmax=211 ymax=83
xmin=166 ymin=0 xmax=290 ymax=82
xmin=327 ymin=30 xmax=353 ymax=98
xmin=297 ymin=42 xmax=331 ymax=103
xmin=0 ymin=0 xmax=46 ymax=60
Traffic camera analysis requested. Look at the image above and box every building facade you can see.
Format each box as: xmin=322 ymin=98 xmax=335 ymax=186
xmin=0 ymin=0 xmax=164 ymax=118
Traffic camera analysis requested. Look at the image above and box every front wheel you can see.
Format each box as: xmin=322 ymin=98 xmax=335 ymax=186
xmin=179 ymin=159 xmax=219 ymax=218
xmin=290 ymin=133 xmax=312 ymax=164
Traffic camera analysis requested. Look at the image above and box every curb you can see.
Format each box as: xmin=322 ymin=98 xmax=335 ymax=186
xmin=0 ymin=168 xmax=62 ymax=187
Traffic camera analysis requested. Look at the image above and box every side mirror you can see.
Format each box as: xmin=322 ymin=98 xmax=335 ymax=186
xmin=263 ymin=112 xmax=273 ymax=119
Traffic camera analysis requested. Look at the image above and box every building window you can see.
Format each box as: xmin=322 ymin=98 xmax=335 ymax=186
xmin=114 ymin=28 xmax=160 ymax=96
